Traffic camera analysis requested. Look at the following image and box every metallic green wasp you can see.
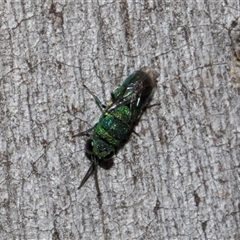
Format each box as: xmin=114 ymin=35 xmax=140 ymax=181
xmin=77 ymin=66 xmax=159 ymax=194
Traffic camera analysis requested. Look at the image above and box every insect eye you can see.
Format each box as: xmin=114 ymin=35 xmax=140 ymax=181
xmin=85 ymin=139 xmax=93 ymax=155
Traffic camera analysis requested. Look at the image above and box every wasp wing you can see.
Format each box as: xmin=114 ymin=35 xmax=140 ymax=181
xmin=108 ymin=67 xmax=159 ymax=125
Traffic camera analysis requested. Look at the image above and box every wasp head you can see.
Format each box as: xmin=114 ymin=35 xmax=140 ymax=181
xmin=85 ymin=136 xmax=115 ymax=161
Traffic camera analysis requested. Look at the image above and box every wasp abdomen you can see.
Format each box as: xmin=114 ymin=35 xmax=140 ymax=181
xmin=94 ymin=106 xmax=131 ymax=146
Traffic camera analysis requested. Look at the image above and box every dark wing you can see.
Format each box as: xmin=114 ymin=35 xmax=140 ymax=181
xmin=108 ymin=67 xmax=159 ymax=124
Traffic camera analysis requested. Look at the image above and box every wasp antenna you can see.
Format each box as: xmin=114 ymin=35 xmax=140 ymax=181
xmin=78 ymin=163 xmax=95 ymax=189
xmin=93 ymin=158 xmax=101 ymax=198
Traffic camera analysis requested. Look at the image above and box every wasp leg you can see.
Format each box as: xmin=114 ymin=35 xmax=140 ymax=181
xmin=78 ymin=163 xmax=95 ymax=189
xmin=83 ymin=84 xmax=106 ymax=111
xmin=72 ymin=126 xmax=94 ymax=137
xmin=147 ymin=103 xmax=161 ymax=108
xmin=132 ymin=129 xmax=141 ymax=137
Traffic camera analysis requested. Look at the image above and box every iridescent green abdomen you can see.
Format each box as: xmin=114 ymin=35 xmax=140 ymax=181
xmin=94 ymin=105 xmax=131 ymax=147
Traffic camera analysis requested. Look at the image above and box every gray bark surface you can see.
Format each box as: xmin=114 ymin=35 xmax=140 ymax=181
xmin=0 ymin=1 xmax=239 ymax=239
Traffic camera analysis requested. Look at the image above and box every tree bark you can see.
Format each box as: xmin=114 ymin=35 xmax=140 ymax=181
xmin=0 ymin=0 xmax=239 ymax=239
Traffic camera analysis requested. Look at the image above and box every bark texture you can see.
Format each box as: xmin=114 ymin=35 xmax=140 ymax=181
xmin=0 ymin=1 xmax=240 ymax=239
